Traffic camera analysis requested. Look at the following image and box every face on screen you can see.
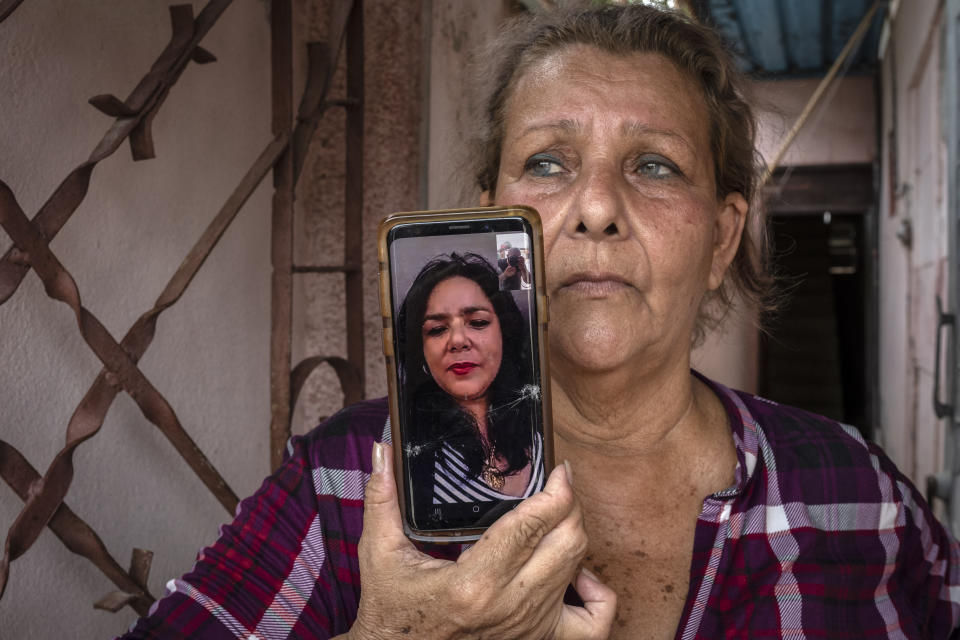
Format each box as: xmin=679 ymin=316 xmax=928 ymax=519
xmin=421 ymin=276 xmax=503 ymax=402
xmin=388 ymin=219 xmax=545 ymax=534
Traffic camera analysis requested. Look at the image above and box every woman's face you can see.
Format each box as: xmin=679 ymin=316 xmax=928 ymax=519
xmin=490 ymin=46 xmax=746 ymax=376
xmin=421 ymin=276 xmax=503 ymax=402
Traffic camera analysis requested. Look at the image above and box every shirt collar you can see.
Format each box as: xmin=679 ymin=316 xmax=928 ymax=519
xmin=693 ymin=370 xmax=761 ymax=499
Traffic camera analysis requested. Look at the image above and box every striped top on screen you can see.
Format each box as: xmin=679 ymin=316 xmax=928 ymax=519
xmin=433 ymin=432 xmax=545 ymax=503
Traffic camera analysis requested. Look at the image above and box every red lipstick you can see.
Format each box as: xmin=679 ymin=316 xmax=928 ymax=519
xmin=448 ymin=362 xmax=478 ymax=375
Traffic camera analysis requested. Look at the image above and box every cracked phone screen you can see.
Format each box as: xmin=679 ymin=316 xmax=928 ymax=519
xmin=387 ymin=219 xmax=547 ymax=533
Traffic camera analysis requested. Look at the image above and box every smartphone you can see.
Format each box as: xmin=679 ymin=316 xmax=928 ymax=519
xmin=377 ymin=206 xmax=553 ymax=542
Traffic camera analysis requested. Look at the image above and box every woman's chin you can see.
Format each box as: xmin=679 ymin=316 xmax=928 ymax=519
xmin=550 ymin=320 xmax=646 ymax=375
xmin=439 ymin=378 xmax=492 ymax=403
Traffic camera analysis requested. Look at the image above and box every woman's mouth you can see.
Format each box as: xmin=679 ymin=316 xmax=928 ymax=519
xmin=448 ymin=362 xmax=479 ymax=376
xmin=559 ymin=272 xmax=631 ymax=297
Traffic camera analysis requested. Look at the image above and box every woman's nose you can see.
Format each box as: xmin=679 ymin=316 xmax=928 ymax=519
xmin=564 ymin=163 xmax=629 ymax=240
xmin=447 ymin=322 xmax=470 ymax=351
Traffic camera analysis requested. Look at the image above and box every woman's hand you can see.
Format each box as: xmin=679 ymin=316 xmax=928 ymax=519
xmin=345 ymin=442 xmax=616 ymax=640
xmin=518 ymin=260 xmax=531 ymax=284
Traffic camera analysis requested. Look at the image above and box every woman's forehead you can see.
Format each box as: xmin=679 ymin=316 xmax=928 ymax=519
xmin=504 ymin=45 xmax=711 ymax=146
xmin=426 ymin=276 xmax=491 ymax=309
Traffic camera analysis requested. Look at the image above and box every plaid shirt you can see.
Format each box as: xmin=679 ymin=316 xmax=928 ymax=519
xmin=120 ymin=380 xmax=960 ymax=639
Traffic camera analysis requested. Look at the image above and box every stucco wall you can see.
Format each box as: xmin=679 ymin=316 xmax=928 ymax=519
xmin=424 ymin=0 xmax=516 ymax=209
xmin=753 ymin=75 xmax=877 ymax=168
xmin=0 ymin=1 xmax=272 ymax=637
xmin=877 ymin=2 xmax=950 ymax=488
xmin=291 ymin=0 xmax=424 ymax=434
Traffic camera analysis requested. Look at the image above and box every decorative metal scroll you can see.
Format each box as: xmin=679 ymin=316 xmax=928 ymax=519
xmin=0 ymin=2 xmax=231 ymax=306
xmin=0 ymin=2 xmax=244 ymax=608
xmin=290 ymin=356 xmax=362 ymax=415
xmin=0 ymin=441 xmax=154 ymax=616
xmin=0 ymin=0 xmax=366 ymax=617
xmin=0 ymin=0 xmax=24 ymax=24
xmin=269 ymin=0 xmax=365 ymax=469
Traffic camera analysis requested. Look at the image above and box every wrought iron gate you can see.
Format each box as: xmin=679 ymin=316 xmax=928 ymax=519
xmin=0 ymin=0 xmax=365 ymax=614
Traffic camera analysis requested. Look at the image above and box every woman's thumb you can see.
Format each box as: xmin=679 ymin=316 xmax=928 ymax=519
xmin=360 ymin=442 xmax=410 ymax=551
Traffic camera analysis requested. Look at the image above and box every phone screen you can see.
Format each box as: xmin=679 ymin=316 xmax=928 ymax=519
xmin=385 ymin=214 xmax=547 ymax=536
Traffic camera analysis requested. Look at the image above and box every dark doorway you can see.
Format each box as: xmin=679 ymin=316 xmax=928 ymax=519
xmin=760 ymin=165 xmax=876 ymax=439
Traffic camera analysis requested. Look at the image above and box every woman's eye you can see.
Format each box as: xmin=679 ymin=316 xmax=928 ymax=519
xmin=424 ymin=325 xmax=446 ymax=337
xmin=635 ymin=156 xmax=678 ymax=178
xmin=469 ymin=319 xmax=491 ymax=329
xmin=524 ymin=154 xmax=564 ymax=177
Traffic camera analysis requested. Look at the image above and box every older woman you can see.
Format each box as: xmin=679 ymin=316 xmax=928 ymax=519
xmin=121 ymin=4 xmax=959 ymax=640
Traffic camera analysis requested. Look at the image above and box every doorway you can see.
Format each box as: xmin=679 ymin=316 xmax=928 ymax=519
xmin=760 ymin=165 xmax=876 ymax=439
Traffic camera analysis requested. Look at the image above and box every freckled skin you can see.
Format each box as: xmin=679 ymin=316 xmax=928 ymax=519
xmin=490 ymin=46 xmax=747 ymax=639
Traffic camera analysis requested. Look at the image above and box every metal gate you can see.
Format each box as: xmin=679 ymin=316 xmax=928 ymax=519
xmin=0 ymin=0 xmax=365 ymax=614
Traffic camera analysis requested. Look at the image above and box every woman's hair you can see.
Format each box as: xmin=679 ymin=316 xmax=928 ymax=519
xmin=397 ymin=252 xmax=534 ymax=482
xmin=467 ymin=2 xmax=775 ymax=339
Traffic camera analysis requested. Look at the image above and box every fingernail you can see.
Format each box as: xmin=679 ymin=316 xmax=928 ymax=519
xmin=581 ymin=566 xmax=599 ymax=582
xmin=372 ymin=441 xmax=385 ymax=474
xmin=564 ymin=459 xmax=573 ymax=485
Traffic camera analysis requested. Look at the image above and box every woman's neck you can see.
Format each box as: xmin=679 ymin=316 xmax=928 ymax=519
xmin=459 ymin=397 xmax=489 ymax=439
xmin=551 ymin=352 xmax=706 ymax=458
xmin=552 ymin=358 xmax=739 ymax=522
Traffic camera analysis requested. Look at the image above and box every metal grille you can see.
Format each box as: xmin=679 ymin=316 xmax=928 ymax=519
xmin=0 ymin=0 xmax=364 ymax=614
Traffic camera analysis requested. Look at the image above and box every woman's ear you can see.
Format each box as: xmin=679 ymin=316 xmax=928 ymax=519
xmin=708 ymin=192 xmax=748 ymax=291
xmin=480 ymin=190 xmax=493 ymax=206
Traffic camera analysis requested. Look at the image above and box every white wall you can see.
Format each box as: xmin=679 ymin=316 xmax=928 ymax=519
xmin=691 ymin=303 xmax=759 ymax=394
xmin=753 ymin=75 xmax=877 ymax=167
xmin=0 ymin=2 xmax=271 ymax=636
xmin=877 ymin=1 xmax=950 ymax=487
xmin=425 ymin=0 xmax=516 ymax=209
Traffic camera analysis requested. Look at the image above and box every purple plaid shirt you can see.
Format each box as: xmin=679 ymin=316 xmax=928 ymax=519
xmin=119 ymin=379 xmax=960 ymax=639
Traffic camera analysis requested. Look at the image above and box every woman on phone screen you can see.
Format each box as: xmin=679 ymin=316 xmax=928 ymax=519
xmin=397 ymin=252 xmax=543 ymax=511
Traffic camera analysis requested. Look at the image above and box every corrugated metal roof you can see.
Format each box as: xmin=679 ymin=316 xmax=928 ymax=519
xmin=696 ymin=0 xmax=884 ymax=77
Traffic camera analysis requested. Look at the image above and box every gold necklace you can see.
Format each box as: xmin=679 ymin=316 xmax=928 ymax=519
xmin=482 ymin=464 xmax=505 ymax=491
xmin=480 ymin=439 xmax=504 ymax=490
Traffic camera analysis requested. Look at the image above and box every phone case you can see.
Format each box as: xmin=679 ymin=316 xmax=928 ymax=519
xmin=377 ymin=205 xmax=554 ymax=542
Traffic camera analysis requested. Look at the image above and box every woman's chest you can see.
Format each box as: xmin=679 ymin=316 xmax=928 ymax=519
xmin=580 ymin=498 xmax=912 ymax=640
xmin=583 ymin=508 xmax=700 ymax=640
